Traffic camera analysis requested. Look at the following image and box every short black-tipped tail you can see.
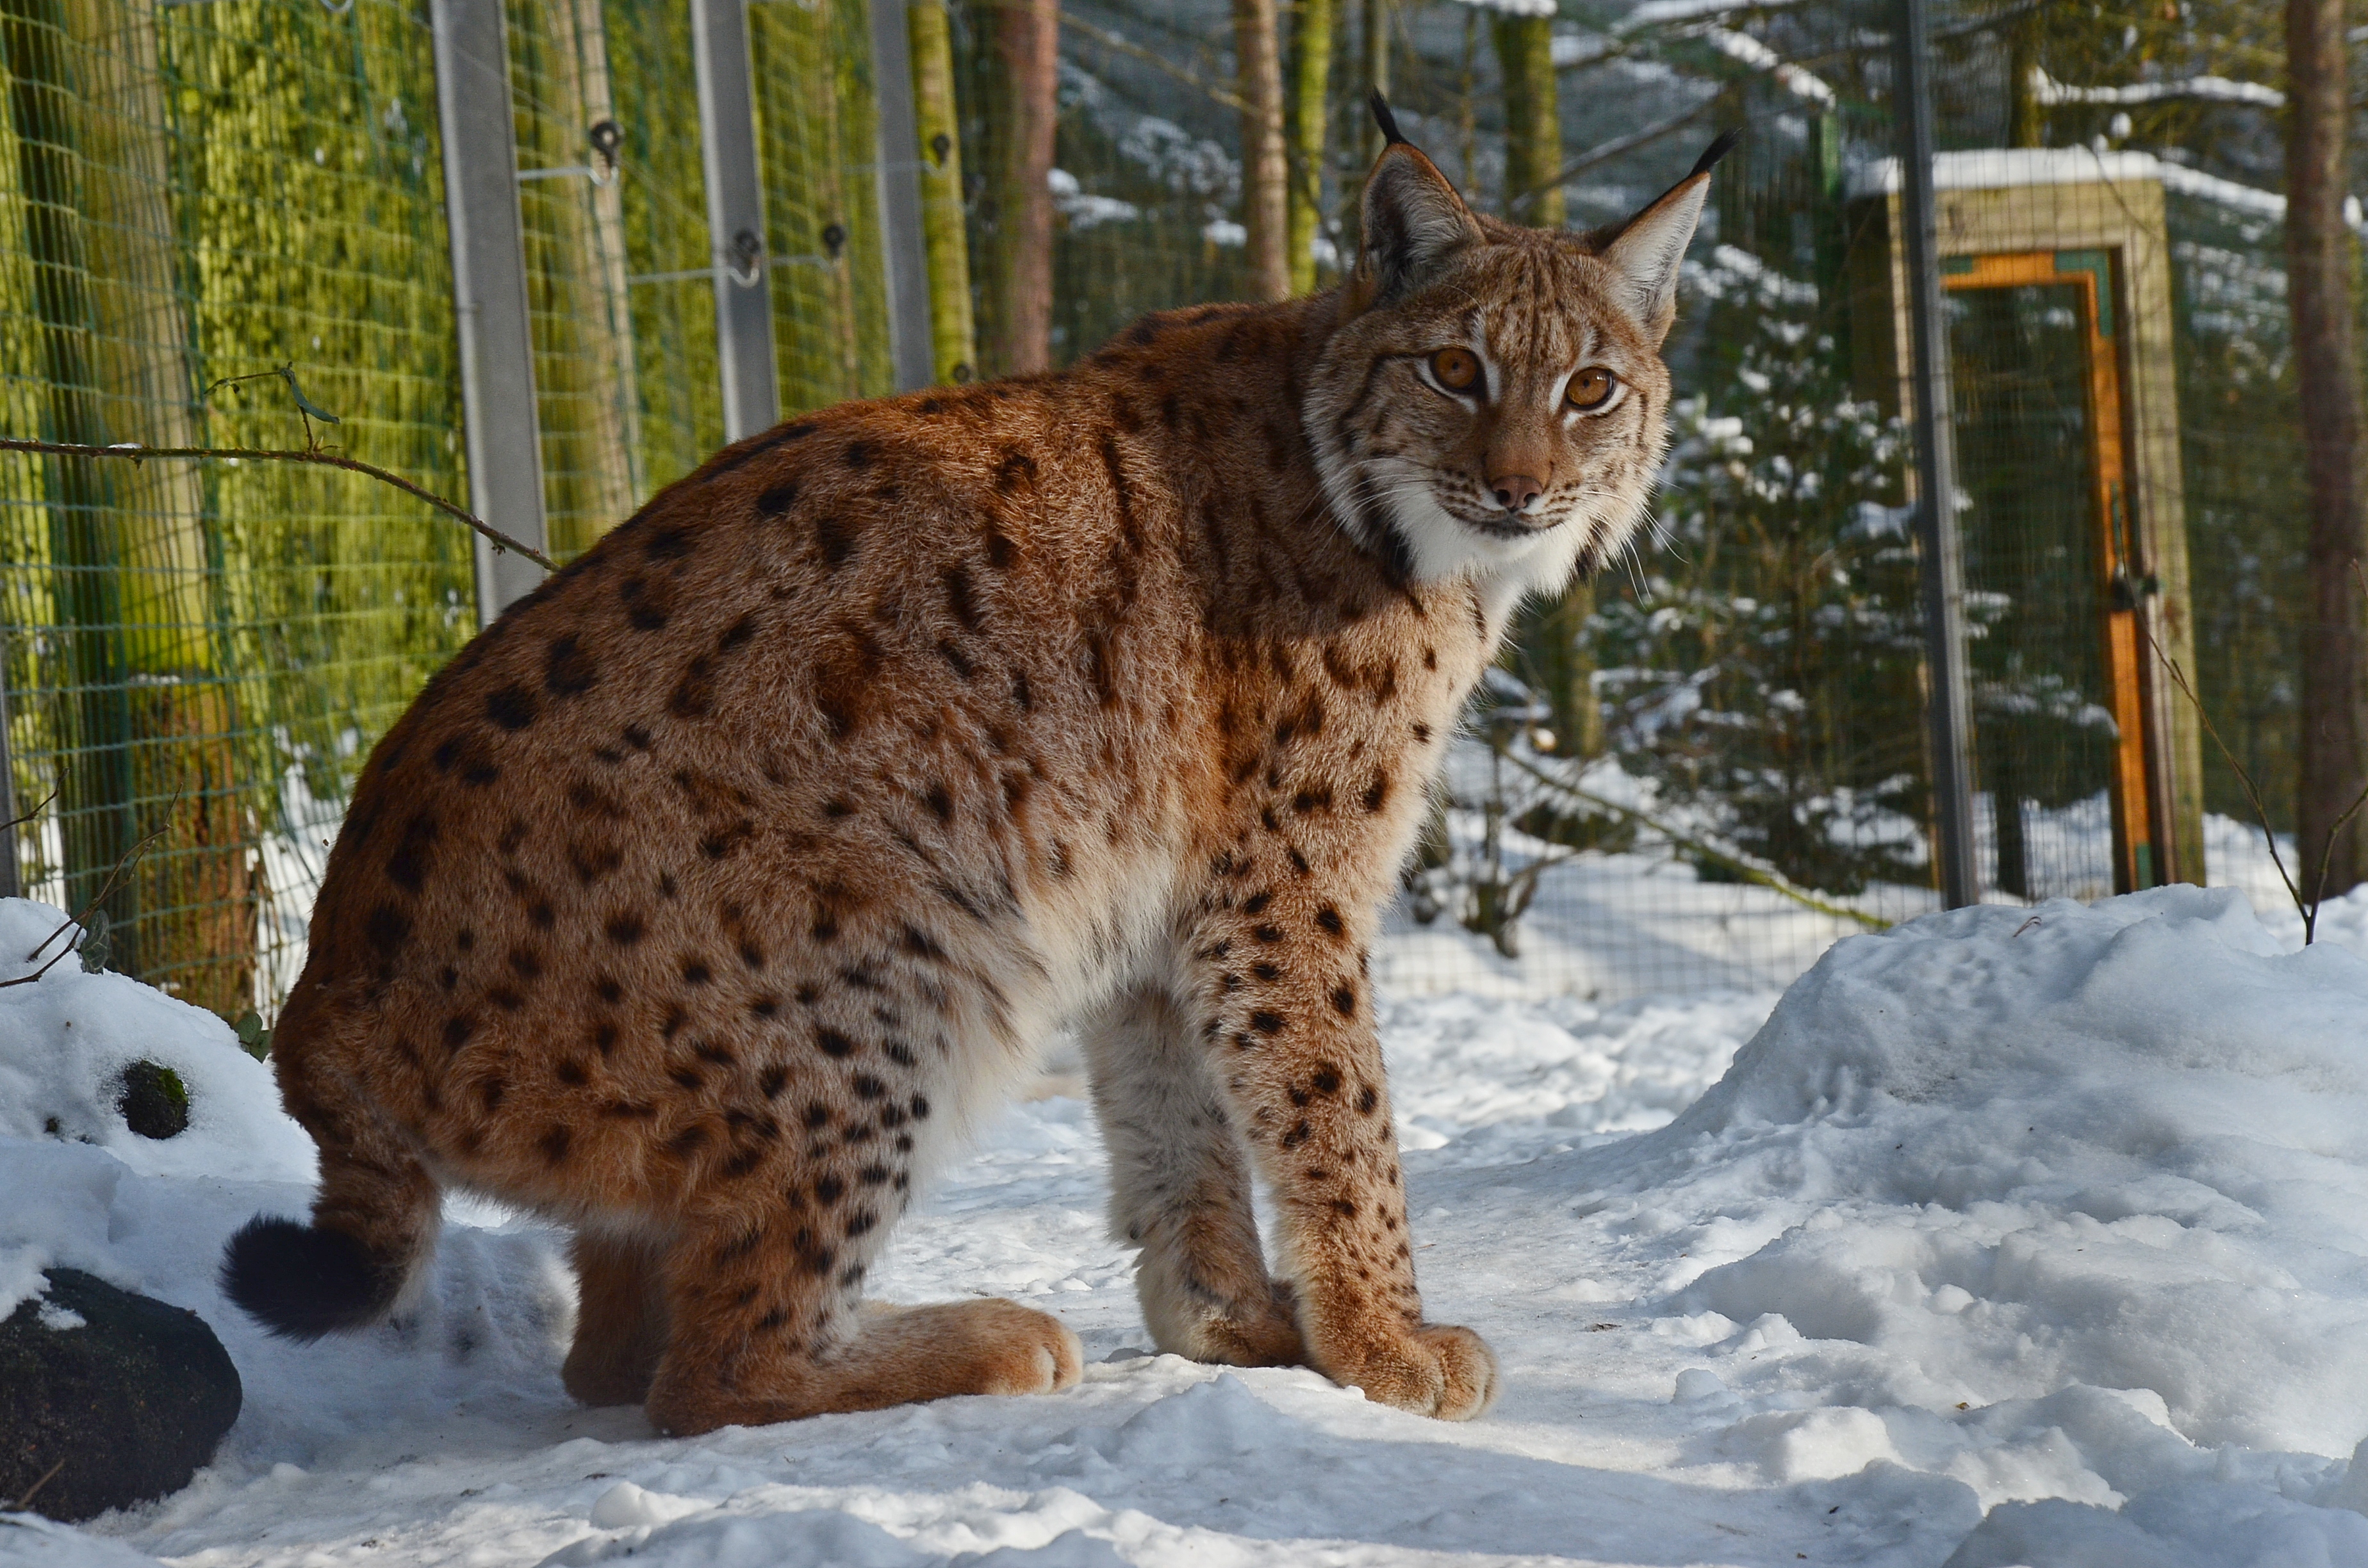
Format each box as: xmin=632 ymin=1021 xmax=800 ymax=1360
xmin=220 ymin=1216 xmax=402 ymax=1340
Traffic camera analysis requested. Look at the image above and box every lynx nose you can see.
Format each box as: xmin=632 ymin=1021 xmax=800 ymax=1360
xmin=1490 ymin=474 xmax=1545 ymax=514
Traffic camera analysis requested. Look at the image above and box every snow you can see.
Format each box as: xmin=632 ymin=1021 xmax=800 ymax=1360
xmin=6 ymin=884 xmax=2368 ymax=1566
xmin=1847 ymin=148 xmax=2368 ymax=239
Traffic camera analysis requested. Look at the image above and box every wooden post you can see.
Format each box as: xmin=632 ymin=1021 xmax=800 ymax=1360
xmin=974 ymin=0 xmax=1057 ymax=376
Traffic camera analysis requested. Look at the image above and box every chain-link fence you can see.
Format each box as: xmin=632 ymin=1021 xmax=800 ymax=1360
xmin=0 ymin=0 xmax=896 ymax=1020
xmin=0 ymin=0 xmax=2317 ymax=1019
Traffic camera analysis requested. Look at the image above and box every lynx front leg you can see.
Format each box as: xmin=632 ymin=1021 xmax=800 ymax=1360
xmin=1187 ymin=901 xmax=1498 ymax=1421
xmin=1081 ymin=986 xmax=1305 ymax=1367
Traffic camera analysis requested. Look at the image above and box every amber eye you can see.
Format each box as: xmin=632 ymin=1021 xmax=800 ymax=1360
xmin=1566 ymin=367 xmax=1617 ymax=410
xmin=1428 ymin=347 xmax=1481 ymax=393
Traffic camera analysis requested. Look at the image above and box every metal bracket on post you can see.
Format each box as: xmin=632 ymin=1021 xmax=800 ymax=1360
xmin=431 ymin=0 xmax=550 ymax=628
xmin=693 ymin=0 xmax=780 ymax=441
xmin=1893 ymin=0 xmax=1979 ymax=908
xmin=867 ymin=0 xmax=935 ymax=393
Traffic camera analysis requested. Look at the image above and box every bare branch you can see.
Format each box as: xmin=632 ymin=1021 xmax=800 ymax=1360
xmin=0 ymin=437 xmax=555 ymax=571
xmin=2138 ymin=624 xmax=2308 ymax=933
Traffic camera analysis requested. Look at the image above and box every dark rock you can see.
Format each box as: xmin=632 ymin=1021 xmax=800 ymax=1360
xmin=117 ymin=1062 xmax=188 ymax=1140
xmin=0 ymin=1269 xmax=242 ymax=1521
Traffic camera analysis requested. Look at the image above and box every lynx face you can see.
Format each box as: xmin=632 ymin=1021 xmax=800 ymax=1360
xmin=1306 ymin=138 xmax=1713 ymax=614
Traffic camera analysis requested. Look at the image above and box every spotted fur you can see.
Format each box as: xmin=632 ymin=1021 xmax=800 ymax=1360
xmin=220 ymin=126 xmax=1722 ymax=1434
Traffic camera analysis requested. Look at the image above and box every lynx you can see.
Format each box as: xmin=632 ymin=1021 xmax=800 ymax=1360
xmin=223 ymin=103 xmax=1729 ymax=1435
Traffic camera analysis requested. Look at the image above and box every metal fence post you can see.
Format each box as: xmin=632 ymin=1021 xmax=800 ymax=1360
xmin=0 ymin=650 xmax=17 ymax=901
xmin=868 ymin=0 xmax=935 ymax=393
xmin=1893 ymin=0 xmax=1979 ymax=908
xmin=432 ymin=0 xmax=551 ymax=626
xmin=693 ymin=0 xmax=779 ymax=441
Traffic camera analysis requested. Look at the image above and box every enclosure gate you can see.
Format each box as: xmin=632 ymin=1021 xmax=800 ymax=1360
xmin=1945 ymin=249 xmax=2157 ymax=894
xmin=1848 ymin=154 xmax=2206 ymax=901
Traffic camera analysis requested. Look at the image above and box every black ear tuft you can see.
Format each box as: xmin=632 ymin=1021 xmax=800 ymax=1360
xmin=220 ymin=1216 xmax=399 ymax=1341
xmin=1369 ymin=90 xmax=1408 ymax=147
xmin=1688 ymin=128 xmax=1741 ymax=180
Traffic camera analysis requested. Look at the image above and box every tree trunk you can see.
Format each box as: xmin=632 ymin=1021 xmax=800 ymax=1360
xmin=1234 ymin=0 xmax=1288 ymax=301
xmin=909 ymin=0 xmax=976 ymax=383
xmin=1493 ymin=12 xmax=1560 ymax=227
xmin=62 ymin=0 xmax=254 ymax=1012
xmin=2287 ymin=0 xmax=2368 ymax=901
xmin=2005 ymin=10 xmax=2042 ymax=150
xmin=975 ymin=0 xmax=1058 ymax=376
xmin=1285 ymin=0 xmax=1332 ymax=295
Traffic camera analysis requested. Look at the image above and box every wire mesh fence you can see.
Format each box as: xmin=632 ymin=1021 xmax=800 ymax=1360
xmin=0 ymin=0 xmax=2322 ymax=1022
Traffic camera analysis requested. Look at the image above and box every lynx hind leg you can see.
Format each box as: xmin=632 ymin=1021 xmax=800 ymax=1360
xmin=1082 ymin=986 xmax=1306 ymax=1368
xmin=563 ymin=1227 xmax=670 ymax=1408
xmin=642 ymin=1193 xmax=1081 ymax=1437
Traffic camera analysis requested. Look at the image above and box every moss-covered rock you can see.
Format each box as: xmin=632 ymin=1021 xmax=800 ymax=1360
xmin=0 ymin=1269 xmax=241 ymax=1521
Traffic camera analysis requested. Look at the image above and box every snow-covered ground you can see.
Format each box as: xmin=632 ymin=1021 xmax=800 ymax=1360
xmin=6 ymin=877 xmax=2368 ymax=1567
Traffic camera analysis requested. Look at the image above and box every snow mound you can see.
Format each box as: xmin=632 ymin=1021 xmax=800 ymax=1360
xmin=1665 ymin=885 xmax=2368 ymax=1452
xmin=1529 ymin=885 xmax=2368 ymax=1558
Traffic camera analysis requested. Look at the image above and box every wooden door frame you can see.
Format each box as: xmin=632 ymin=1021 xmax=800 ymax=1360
xmin=1944 ymin=249 xmax=2156 ymax=892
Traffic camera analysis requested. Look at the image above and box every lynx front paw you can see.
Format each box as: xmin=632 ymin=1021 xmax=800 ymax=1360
xmin=1324 ymin=1322 xmax=1500 ymax=1421
xmin=875 ymin=1298 xmax=1087 ymax=1398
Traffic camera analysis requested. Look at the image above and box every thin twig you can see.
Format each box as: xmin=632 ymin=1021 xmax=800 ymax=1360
xmin=1495 ymin=746 xmax=1893 ymax=930
xmin=2139 ymin=625 xmax=2310 ymax=935
xmin=1059 ymin=13 xmax=1247 ymax=113
xmin=10 ymin=1458 xmax=64 ymax=1512
xmin=0 ymin=437 xmax=555 ymax=571
xmin=1506 ymin=97 xmax=1722 ymax=217
xmin=8 ymin=804 xmax=179 ymax=988
xmin=0 ymin=776 xmax=62 ymax=838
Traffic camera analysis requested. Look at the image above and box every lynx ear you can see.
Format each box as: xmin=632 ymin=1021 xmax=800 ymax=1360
xmin=1597 ymin=130 xmax=1738 ymax=346
xmin=1355 ymin=94 xmax=1482 ymax=309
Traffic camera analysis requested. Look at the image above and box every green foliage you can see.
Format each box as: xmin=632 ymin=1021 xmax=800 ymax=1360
xmin=1595 ymin=247 xmax=1924 ymax=896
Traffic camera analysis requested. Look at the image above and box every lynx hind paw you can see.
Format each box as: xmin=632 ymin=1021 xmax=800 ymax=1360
xmin=1179 ymin=1283 xmax=1308 ymax=1369
xmin=1330 ymin=1322 xmax=1499 ymax=1421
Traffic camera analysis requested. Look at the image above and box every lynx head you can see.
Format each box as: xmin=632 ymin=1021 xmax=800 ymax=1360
xmin=1306 ymin=101 xmax=1731 ymax=609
